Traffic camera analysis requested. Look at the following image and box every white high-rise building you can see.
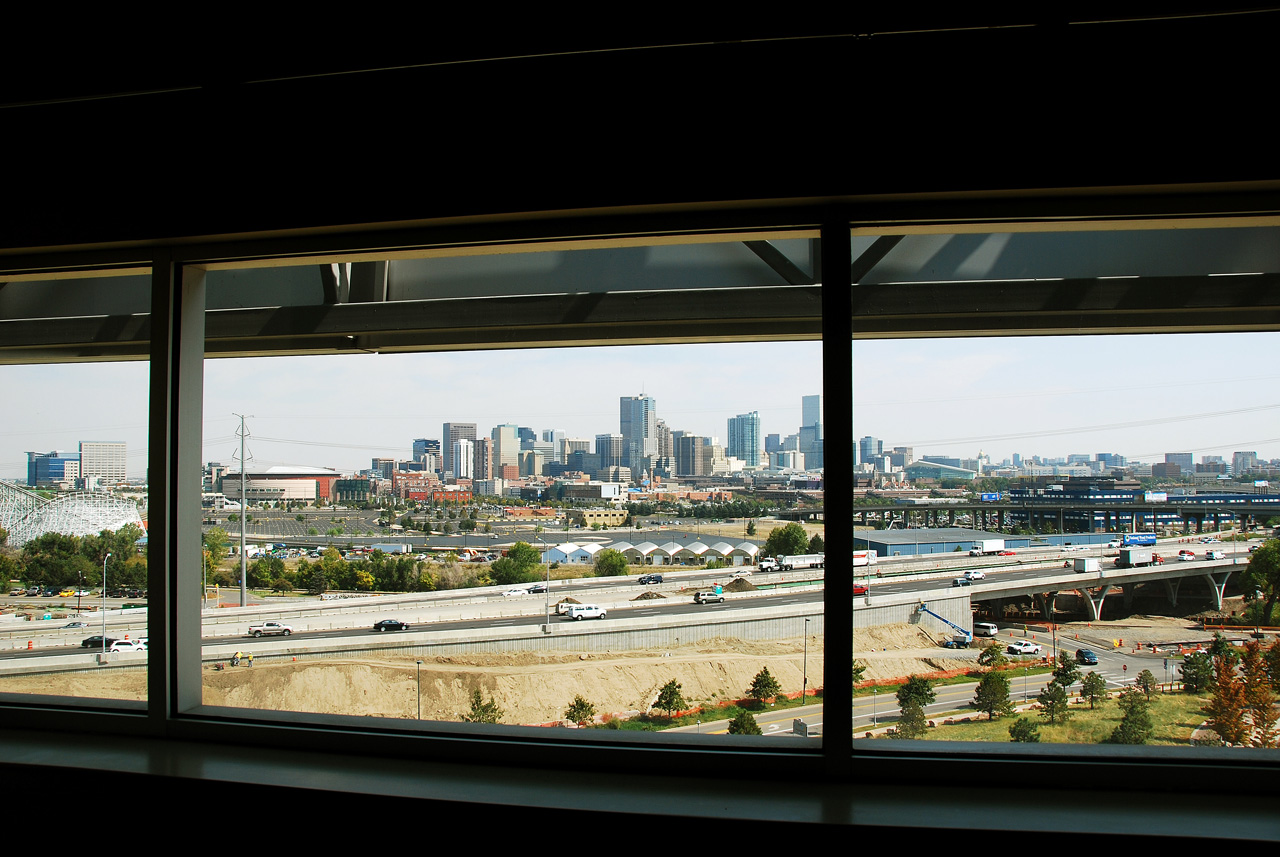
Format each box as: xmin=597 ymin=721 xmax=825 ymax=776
xmin=452 ymin=438 xmax=474 ymax=479
xmin=79 ymin=441 xmax=127 ymax=484
xmin=727 ymin=411 xmax=762 ymax=466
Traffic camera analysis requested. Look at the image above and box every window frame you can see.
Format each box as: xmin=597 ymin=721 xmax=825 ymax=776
xmin=1 ymin=197 xmax=1279 ymax=797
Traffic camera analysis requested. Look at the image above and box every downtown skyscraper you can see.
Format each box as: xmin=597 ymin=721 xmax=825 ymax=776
xmin=619 ymin=394 xmax=657 ymax=475
xmin=727 ymin=411 xmax=762 ymax=466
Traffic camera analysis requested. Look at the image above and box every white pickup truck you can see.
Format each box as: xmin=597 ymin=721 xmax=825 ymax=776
xmin=247 ymin=621 xmax=294 ymax=638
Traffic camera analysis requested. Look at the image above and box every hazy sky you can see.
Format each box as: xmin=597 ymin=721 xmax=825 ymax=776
xmin=4 ymin=332 xmax=1278 ymax=481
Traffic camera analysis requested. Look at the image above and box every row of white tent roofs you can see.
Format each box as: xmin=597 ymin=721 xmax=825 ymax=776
xmin=540 ymin=540 xmax=761 ymax=565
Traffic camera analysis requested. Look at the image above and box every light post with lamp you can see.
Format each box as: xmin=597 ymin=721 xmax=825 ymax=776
xmin=416 ymin=660 xmax=422 ymax=720
xmin=801 ymin=617 xmax=810 ymax=705
xmin=101 ymin=552 xmax=111 ymax=656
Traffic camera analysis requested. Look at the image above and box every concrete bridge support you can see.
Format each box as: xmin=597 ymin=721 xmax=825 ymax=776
xmin=1078 ymin=585 xmax=1115 ymax=622
xmin=1203 ymin=572 xmax=1231 ymax=611
xmin=1162 ymin=577 xmax=1182 ymax=608
xmin=1122 ymin=583 xmax=1135 ymax=610
xmin=1033 ymin=591 xmax=1059 ymax=621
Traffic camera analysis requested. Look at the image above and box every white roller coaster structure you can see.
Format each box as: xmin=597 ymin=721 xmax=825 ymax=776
xmin=0 ymin=480 xmax=144 ymax=548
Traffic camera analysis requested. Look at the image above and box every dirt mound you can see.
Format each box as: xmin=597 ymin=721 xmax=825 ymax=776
xmin=722 ymin=578 xmax=757 ymax=592
xmin=632 ymin=591 xmax=666 ymax=601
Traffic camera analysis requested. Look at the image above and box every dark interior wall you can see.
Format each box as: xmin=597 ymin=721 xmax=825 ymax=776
xmin=3 ymin=13 xmax=1276 ymax=252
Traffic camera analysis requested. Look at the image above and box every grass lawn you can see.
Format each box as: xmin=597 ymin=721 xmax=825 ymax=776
xmin=915 ymin=691 xmax=1211 ymax=744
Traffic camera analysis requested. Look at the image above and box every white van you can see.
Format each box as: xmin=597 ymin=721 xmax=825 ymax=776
xmin=565 ymin=604 xmax=607 ymax=621
xmin=973 ymin=622 xmax=999 ymax=638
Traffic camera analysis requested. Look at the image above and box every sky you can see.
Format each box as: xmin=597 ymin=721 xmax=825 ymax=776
xmin=3 ymin=332 xmax=1278 ymax=481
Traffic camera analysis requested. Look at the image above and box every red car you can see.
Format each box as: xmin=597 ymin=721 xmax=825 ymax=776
xmin=852 ymin=583 xmax=869 ymax=595
xmin=997 ymin=550 xmax=1016 ymax=556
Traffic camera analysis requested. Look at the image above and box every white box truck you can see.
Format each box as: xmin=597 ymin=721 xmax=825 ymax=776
xmin=968 ymin=539 xmax=1005 ymax=557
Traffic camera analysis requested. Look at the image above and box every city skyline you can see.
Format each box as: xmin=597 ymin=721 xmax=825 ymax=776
xmin=4 ymin=333 xmax=1280 ymax=480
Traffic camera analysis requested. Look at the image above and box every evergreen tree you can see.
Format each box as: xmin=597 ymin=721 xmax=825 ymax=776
xmin=977 ymin=642 xmax=1008 ymax=668
xmin=1180 ymin=652 xmax=1213 ymax=693
xmin=1107 ymin=687 xmax=1154 ymax=745
xmin=1036 ymin=681 xmax=1071 ymax=724
xmin=727 ymin=711 xmax=763 ymax=735
xmin=896 ymin=675 xmax=936 ymax=711
xmin=972 ymin=671 xmax=1014 ymax=720
xmin=892 ymin=700 xmax=928 ymax=739
xmin=1081 ymin=672 xmax=1108 ymax=710
xmin=654 ymin=679 xmax=687 ymax=717
xmin=1008 ymin=717 xmax=1041 ymax=743
xmin=563 ymin=695 xmax=597 ymax=726
xmin=1134 ymin=669 xmax=1158 ymax=702
xmin=1051 ymin=650 xmax=1081 ymax=690
xmin=851 ymin=660 xmax=867 ymax=688
xmin=748 ymin=666 xmax=783 ymax=703
xmin=461 ymin=689 xmax=503 ymax=724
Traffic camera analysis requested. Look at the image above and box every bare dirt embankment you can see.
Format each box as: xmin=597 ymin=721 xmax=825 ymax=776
xmin=1 ymin=623 xmax=964 ymax=724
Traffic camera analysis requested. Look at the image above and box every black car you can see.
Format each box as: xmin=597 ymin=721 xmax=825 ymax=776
xmin=638 ymin=573 xmax=664 ymax=585
xmin=80 ymin=635 xmax=118 ymax=649
xmin=527 ymin=583 xmax=547 ymax=594
xmin=1075 ymin=648 xmax=1099 ymax=665
xmin=372 ymin=620 xmax=410 ymax=632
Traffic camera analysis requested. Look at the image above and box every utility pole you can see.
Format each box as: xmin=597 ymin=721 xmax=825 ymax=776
xmin=234 ymin=413 xmax=252 ymax=607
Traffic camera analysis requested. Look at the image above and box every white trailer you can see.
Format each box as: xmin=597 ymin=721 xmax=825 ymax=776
xmin=1073 ymin=557 xmax=1101 ymax=573
xmin=852 ymin=550 xmax=877 ymax=567
xmin=777 ymin=554 xmax=825 ymax=570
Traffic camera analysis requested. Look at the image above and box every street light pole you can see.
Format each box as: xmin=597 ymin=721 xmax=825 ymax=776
xmin=101 ymin=552 xmax=111 ymax=656
xmin=416 ymin=660 xmax=422 ymax=720
xmin=802 ymin=617 xmax=810 ymax=704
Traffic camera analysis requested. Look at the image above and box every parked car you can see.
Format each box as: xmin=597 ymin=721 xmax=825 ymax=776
xmin=81 ymin=635 xmax=118 ymax=649
xmin=974 ymin=622 xmax=999 ymax=637
xmin=1007 ymin=640 xmax=1043 ymax=655
xmin=8 ymin=588 xmax=25 ymax=596
xmin=1075 ymin=648 xmax=1099 ymax=665
xmin=637 ymin=574 xmax=663 ymax=585
xmin=372 ymin=619 xmax=410 ymax=632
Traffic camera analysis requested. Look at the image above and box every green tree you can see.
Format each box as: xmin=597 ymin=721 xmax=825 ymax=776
xmin=490 ymin=557 xmax=534 ymax=586
xmin=896 ymin=675 xmax=936 ymax=711
xmin=972 ymin=671 xmax=1014 ymax=720
xmin=594 ymin=548 xmax=629 ymax=577
xmin=202 ymin=527 xmax=229 ymax=562
xmin=746 ymin=520 xmax=756 ymax=537
xmin=1107 ymin=687 xmax=1154 ymax=745
xmin=1203 ymin=654 xmax=1250 ymax=746
xmin=1081 ymin=672 xmax=1108 ymax=710
xmin=461 ymin=689 xmax=503 ymax=724
xmin=1180 ymin=652 xmax=1213 ymax=693
xmin=851 ymin=660 xmax=867 ymax=688
xmin=654 ymin=679 xmax=687 ymax=717
xmin=762 ymin=522 xmax=809 ymax=558
xmin=1134 ymin=669 xmax=1158 ymax=702
xmin=507 ymin=541 xmax=540 ymax=571
xmin=1036 ymin=681 xmax=1071 ymax=724
xmin=892 ymin=700 xmax=928 ymax=739
xmin=563 ymin=695 xmax=596 ymax=726
xmin=1240 ymin=539 xmax=1280 ymax=625
xmin=1051 ymin=651 xmax=1081 ymax=691
xmin=747 ymin=666 xmax=783 ymax=703
xmin=727 ymin=711 xmax=763 ymax=735
xmin=1008 ymin=717 xmax=1041 ymax=742
xmin=977 ymin=642 xmax=1008 ymax=668
xmin=807 ymin=534 xmax=824 ymax=553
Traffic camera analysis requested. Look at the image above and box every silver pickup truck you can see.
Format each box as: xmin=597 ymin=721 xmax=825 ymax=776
xmin=247 ymin=621 xmax=293 ymax=638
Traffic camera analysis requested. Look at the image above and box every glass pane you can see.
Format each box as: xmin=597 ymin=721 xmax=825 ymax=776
xmin=0 ymin=360 xmax=150 ymax=706
xmin=853 ymin=328 xmax=1280 ymax=747
xmin=198 ymin=340 xmax=823 ymax=742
